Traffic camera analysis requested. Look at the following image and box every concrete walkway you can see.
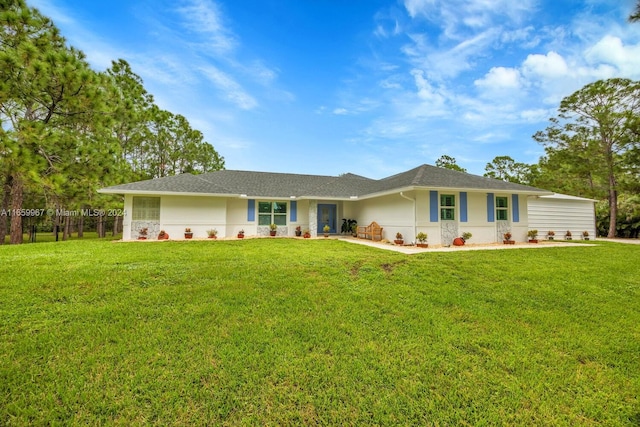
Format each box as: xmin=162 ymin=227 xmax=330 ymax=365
xmin=338 ymin=236 xmax=593 ymax=254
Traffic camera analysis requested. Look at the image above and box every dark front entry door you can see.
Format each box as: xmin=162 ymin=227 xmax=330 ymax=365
xmin=317 ymin=204 xmax=337 ymax=234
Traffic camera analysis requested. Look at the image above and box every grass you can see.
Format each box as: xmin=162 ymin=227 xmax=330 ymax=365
xmin=1 ymin=238 xmax=639 ymax=425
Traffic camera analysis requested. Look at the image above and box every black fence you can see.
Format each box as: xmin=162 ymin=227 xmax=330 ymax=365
xmin=2 ymin=214 xmax=123 ymax=243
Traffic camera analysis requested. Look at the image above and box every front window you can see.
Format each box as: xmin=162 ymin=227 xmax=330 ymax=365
xmin=132 ymin=197 xmax=160 ymax=221
xmin=258 ymin=202 xmax=287 ymax=226
xmin=496 ymin=196 xmax=508 ymax=221
xmin=440 ymin=194 xmax=455 ymax=220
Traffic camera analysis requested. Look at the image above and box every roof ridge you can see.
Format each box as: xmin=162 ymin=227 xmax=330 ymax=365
xmin=412 ymin=164 xmax=428 ymax=185
xmin=189 ymin=172 xmax=235 ymax=193
xmin=205 ymin=169 xmax=338 ymax=179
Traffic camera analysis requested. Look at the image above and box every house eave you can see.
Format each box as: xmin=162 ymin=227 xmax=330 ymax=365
xmin=534 ymin=193 xmax=598 ymax=202
xmin=99 ymin=188 xmax=310 ymax=200
xmin=428 ymin=187 xmax=553 ymax=196
xmin=98 ymin=186 xmax=553 ymax=199
xmin=352 ymin=186 xmax=553 ymax=200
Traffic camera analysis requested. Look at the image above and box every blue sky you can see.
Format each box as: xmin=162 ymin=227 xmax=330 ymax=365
xmin=29 ymin=0 xmax=640 ymax=178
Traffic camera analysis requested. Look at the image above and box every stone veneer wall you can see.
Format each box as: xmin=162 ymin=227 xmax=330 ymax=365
xmin=132 ymin=221 xmax=160 ymax=239
xmin=496 ymin=221 xmax=511 ymax=241
xmin=257 ymin=225 xmax=288 ymax=237
xmin=440 ymin=221 xmax=458 ymax=246
xmin=309 ymin=201 xmax=318 ymax=237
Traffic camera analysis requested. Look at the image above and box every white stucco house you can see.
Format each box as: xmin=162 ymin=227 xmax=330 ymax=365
xmin=99 ymin=164 xmax=595 ymax=244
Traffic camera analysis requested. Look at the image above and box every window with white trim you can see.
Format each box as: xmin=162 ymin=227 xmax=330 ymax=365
xmin=496 ymin=196 xmax=508 ymax=221
xmin=132 ymin=197 xmax=160 ymax=221
xmin=440 ymin=194 xmax=455 ymax=220
xmin=258 ymin=202 xmax=287 ymax=226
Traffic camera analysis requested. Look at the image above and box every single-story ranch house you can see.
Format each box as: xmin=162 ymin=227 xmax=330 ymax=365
xmin=99 ymin=164 xmax=596 ymax=244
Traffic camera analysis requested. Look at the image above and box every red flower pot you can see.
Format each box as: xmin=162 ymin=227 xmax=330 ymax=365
xmin=453 ymin=237 xmax=465 ymax=246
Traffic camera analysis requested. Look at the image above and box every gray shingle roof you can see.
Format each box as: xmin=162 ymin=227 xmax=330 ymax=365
xmin=99 ymin=164 xmax=550 ymax=198
xmin=375 ymin=164 xmax=547 ymax=193
xmin=99 ymin=173 xmax=229 ymax=194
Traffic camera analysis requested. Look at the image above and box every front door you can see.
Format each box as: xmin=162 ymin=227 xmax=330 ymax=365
xmin=317 ymin=204 xmax=337 ymax=234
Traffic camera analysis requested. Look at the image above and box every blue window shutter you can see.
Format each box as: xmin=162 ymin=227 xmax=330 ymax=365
xmin=430 ymin=191 xmax=439 ymax=222
xmin=247 ymin=199 xmax=255 ymax=221
xmin=512 ymin=194 xmax=520 ymax=222
xmin=487 ymin=193 xmax=495 ymax=222
xmin=290 ymin=201 xmax=297 ymax=222
xmin=460 ymin=192 xmax=468 ymax=222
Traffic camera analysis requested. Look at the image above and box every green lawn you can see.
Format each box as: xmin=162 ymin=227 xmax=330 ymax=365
xmin=1 ymin=239 xmax=639 ymax=425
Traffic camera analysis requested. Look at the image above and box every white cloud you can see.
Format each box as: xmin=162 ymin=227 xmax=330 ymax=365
xmin=374 ymin=20 xmax=402 ymax=38
xmin=403 ymin=0 xmax=536 ymax=39
xmin=175 ymin=0 xmax=237 ymax=55
xmin=404 ymin=27 xmax=501 ymax=79
xmin=329 ymin=98 xmax=381 ymax=117
xmin=410 ymin=69 xmax=447 ymax=111
xmin=236 ymin=60 xmax=280 ymax=88
xmin=520 ymin=108 xmax=554 ymax=123
xmin=450 ymin=27 xmax=498 ymax=54
xmin=475 ymin=67 xmax=522 ymax=91
xmin=170 ymin=1 xmax=287 ymax=110
xmin=403 ymin=0 xmax=436 ymax=19
xmin=199 ymin=65 xmax=257 ymax=110
xmin=522 ymin=51 xmax=569 ymax=79
xmin=472 ymin=131 xmax=510 ymax=144
xmin=135 ymin=54 xmax=198 ymax=86
xmin=362 ymin=118 xmax=415 ymax=140
xmin=585 ymin=35 xmax=640 ymax=79
xmin=500 ymin=26 xmax=540 ymax=48
xmin=379 ymin=77 xmax=402 ymax=90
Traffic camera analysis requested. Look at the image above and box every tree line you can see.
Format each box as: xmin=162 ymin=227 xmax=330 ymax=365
xmin=0 ymin=0 xmax=225 ymax=244
xmin=436 ymin=79 xmax=640 ymax=238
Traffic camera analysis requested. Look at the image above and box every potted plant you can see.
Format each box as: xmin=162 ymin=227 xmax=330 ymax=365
xmin=157 ymin=230 xmax=169 ymax=240
xmin=295 ymin=226 xmax=302 ymax=237
xmin=548 ymin=230 xmax=555 ymax=240
xmin=351 ymin=223 xmax=358 ymax=237
xmin=269 ymin=223 xmax=277 ymax=237
xmin=453 ymin=232 xmax=472 ymax=246
xmin=207 ymin=229 xmax=218 ymax=239
xmin=416 ymin=232 xmax=428 ymax=248
xmin=565 ymin=230 xmax=572 ymax=240
xmin=184 ymin=227 xmax=193 ymax=239
xmin=137 ymin=227 xmax=148 ymax=240
xmin=323 ymin=224 xmax=330 ymax=237
xmin=303 ymin=229 xmax=311 ymax=238
xmin=237 ymin=229 xmax=245 ymax=239
xmin=503 ymin=231 xmax=515 ymax=244
xmin=394 ymin=232 xmax=404 ymax=245
xmin=582 ymin=230 xmax=590 ymax=240
xmin=527 ymin=229 xmax=538 ymax=243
